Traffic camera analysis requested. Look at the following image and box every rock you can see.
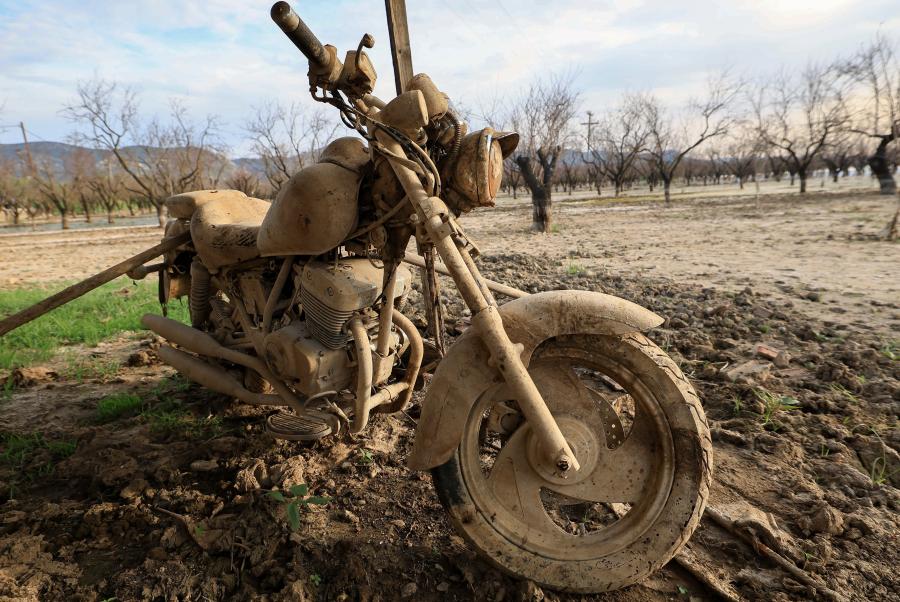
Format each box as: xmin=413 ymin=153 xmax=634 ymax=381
xmin=805 ymin=291 xmax=821 ymax=302
xmin=189 ymin=459 xmax=219 ymax=472
xmin=338 ymin=509 xmax=360 ymax=525
xmin=722 ymin=360 xmax=772 ymax=384
xmin=711 ymin=427 xmax=749 ymax=446
xmin=401 ymin=582 xmax=418 ymax=598
xmin=8 ymin=366 xmax=56 ymax=387
xmin=437 ymin=582 xmax=450 ymax=592
xmin=756 ymin=344 xmax=791 ymax=368
xmin=125 ymin=350 xmax=153 ymax=367
xmin=120 ymin=478 xmax=148 ymax=500
xmin=235 ymin=459 xmax=268 ymax=492
xmin=271 ymin=456 xmax=306 ymax=491
xmin=806 ymin=504 xmax=844 ymax=535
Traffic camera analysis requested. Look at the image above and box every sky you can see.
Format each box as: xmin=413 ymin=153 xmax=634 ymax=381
xmin=0 ymin=0 xmax=896 ymax=156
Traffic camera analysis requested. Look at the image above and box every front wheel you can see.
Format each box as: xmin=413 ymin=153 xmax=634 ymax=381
xmin=432 ymin=333 xmax=711 ymax=593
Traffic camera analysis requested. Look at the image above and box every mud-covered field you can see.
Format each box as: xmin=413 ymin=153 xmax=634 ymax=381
xmin=0 ymin=190 xmax=897 ymax=601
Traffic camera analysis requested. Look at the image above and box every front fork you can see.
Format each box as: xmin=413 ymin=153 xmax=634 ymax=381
xmin=376 ymin=133 xmax=580 ymax=477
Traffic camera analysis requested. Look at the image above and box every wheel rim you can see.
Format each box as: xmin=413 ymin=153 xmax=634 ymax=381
xmin=458 ymin=343 xmax=676 ymax=561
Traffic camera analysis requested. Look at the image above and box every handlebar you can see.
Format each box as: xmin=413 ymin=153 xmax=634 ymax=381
xmin=270 ymin=1 xmax=329 ymax=70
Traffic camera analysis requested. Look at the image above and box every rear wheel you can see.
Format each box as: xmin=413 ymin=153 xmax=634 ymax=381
xmin=432 ymin=333 xmax=711 ymax=592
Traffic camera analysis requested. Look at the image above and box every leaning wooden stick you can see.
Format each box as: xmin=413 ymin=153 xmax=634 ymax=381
xmin=403 ymin=252 xmax=527 ymax=299
xmin=0 ymin=231 xmax=190 ymax=337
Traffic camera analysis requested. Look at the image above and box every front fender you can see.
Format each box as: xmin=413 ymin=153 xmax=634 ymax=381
xmin=407 ymin=290 xmax=664 ymax=470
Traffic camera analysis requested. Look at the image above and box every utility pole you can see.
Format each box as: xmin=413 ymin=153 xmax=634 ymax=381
xmin=581 ymin=111 xmax=597 ymax=150
xmin=19 ymin=121 xmax=37 ymax=177
xmin=384 ymin=0 xmax=413 ymax=95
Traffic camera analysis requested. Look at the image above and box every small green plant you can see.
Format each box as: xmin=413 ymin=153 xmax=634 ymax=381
xmin=355 ymin=449 xmax=374 ymax=466
xmin=819 ymin=444 xmax=831 ymax=458
xmin=759 ymin=323 xmax=771 ymax=334
xmin=829 ymin=383 xmax=858 ymax=404
xmin=730 ymin=394 xmax=743 ymax=416
xmin=96 ymin=393 xmax=144 ymax=423
xmin=62 ymin=354 xmax=121 ymax=382
xmin=676 ymin=585 xmax=690 ymax=596
xmin=754 ymin=388 xmax=799 ymax=429
xmin=565 ymin=262 xmax=586 ymax=275
xmin=880 ymin=341 xmax=897 ymax=361
xmin=267 ymin=484 xmax=330 ymax=531
xmin=309 ymin=574 xmax=322 ymax=587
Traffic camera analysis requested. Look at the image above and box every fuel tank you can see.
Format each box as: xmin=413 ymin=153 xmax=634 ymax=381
xmin=257 ymin=137 xmax=370 ymax=257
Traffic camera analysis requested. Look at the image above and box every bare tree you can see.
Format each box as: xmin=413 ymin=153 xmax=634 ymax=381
xmin=585 ymin=95 xmax=648 ymax=197
xmin=63 ymin=78 xmax=224 ymax=227
xmin=34 ymin=155 xmax=74 ymax=229
xmin=245 ymin=102 xmax=337 ymax=195
xmin=508 ymin=74 xmax=579 ymax=232
xmin=821 ymin=131 xmax=858 ymax=182
xmin=227 ymin=167 xmax=264 ymax=198
xmin=642 ymin=74 xmax=737 ymax=204
xmin=751 ymin=65 xmax=849 ymax=194
xmin=722 ymin=130 xmax=761 ymax=189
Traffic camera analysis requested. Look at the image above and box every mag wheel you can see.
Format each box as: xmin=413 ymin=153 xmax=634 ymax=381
xmin=432 ymin=333 xmax=712 ymax=593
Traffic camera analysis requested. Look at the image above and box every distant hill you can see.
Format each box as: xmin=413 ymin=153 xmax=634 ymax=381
xmin=0 ymin=141 xmax=267 ymax=181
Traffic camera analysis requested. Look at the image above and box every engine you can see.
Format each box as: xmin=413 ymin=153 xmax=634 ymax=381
xmin=263 ymin=258 xmax=411 ymax=396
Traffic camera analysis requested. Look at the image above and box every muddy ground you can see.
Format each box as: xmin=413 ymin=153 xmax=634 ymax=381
xmin=0 ymin=189 xmax=897 ymax=601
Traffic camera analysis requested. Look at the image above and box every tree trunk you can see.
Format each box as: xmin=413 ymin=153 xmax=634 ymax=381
xmin=663 ymin=178 xmax=672 ymax=205
xmin=81 ymin=196 xmax=92 ymax=223
xmin=869 ymin=136 xmax=898 ymax=195
xmin=515 ymin=156 xmax=552 ymax=233
xmin=798 ymin=169 xmax=807 ymax=194
xmin=155 ymin=203 xmax=166 ymax=228
xmin=738 ymin=177 xmax=744 ymax=190
xmin=60 ymin=209 xmax=69 ymax=230
xmin=531 ymin=188 xmax=551 ymax=232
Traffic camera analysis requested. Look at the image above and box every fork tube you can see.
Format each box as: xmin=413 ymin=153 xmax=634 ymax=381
xmin=374 ymin=130 xmax=580 ymax=475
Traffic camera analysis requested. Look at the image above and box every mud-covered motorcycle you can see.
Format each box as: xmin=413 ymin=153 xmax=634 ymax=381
xmin=0 ymin=2 xmax=711 ymax=592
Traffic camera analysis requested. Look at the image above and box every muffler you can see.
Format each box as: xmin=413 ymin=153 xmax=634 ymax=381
xmin=141 ymin=313 xmax=304 ymax=412
xmin=157 ymin=345 xmax=283 ymax=406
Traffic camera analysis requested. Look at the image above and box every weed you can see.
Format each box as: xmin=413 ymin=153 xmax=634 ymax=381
xmin=759 ymin=323 xmax=771 ymax=334
xmin=829 ymin=383 xmax=858 ymax=404
xmin=819 ymin=444 xmax=831 ymax=458
xmin=267 ymin=484 xmax=330 ymax=530
xmin=880 ymin=341 xmax=897 ymax=361
xmin=355 ymin=449 xmax=374 ymax=466
xmin=96 ymin=393 xmax=144 ymax=423
xmin=676 ymin=585 xmax=690 ymax=596
xmin=754 ymin=388 xmax=800 ymax=429
xmin=0 ymin=432 xmax=77 ymax=494
xmin=309 ymin=574 xmax=322 ymax=587
xmin=730 ymin=394 xmax=743 ymax=416
xmin=565 ymin=263 xmax=586 ymax=275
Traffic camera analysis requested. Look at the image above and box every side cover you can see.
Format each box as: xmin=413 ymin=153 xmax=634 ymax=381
xmin=407 ymin=290 xmax=665 ymax=471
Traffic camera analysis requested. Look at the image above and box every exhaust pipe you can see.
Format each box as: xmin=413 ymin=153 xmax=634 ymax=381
xmin=157 ymin=346 xmax=284 ymax=406
xmin=141 ymin=313 xmax=305 ymax=412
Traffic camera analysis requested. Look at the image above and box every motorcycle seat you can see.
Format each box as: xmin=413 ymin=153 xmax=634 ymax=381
xmin=188 ymin=191 xmax=271 ymax=270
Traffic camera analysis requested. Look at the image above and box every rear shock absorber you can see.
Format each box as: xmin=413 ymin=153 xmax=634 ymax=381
xmin=189 ymin=259 xmax=212 ymax=327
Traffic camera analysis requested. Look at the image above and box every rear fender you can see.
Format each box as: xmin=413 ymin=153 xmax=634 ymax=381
xmin=407 ymin=290 xmax=664 ymax=470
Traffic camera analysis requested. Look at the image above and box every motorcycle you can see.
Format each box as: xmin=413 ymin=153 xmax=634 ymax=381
xmin=1 ymin=2 xmax=712 ymax=592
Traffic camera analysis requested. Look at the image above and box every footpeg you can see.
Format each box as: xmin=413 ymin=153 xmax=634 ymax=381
xmin=266 ymin=410 xmax=337 ymax=442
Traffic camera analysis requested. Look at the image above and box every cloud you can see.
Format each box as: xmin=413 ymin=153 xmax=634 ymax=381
xmin=0 ymin=0 xmax=895 ymax=155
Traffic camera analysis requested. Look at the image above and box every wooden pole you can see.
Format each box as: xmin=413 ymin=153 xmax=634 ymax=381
xmin=403 ymin=252 xmax=528 ymax=300
xmin=384 ymin=0 xmax=414 ymax=95
xmin=0 ymin=231 xmax=190 ymax=337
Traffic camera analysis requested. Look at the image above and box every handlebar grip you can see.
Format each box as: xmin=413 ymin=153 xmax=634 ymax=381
xmin=270 ymin=1 xmax=329 ymax=69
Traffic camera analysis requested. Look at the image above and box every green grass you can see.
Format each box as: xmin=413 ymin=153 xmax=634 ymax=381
xmin=96 ymin=393 xmax=144 ymax=423
xmin=754 ymin=388 xmax=800 ymax=429
xmin=0 ymin=280 xmax=188 ymax=370
xmin=0 ymin=432 xmax=77 ymax=494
